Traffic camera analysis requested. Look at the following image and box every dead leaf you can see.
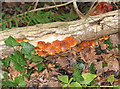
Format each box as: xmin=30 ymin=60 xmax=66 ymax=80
xmin=95 ymin=61 xmax=103 ymax=74
xmin=47 ymin=63 xmax=55 ymax=71
xmin=107 ymin=57 xmax=119 ymax=73
xmin=109 ymin=33 xmax=119 ymax=48
xmin=9 ymin=61 xmax=21 ymax=80
xmin=56 ymin=55 xmax=69 ymax=68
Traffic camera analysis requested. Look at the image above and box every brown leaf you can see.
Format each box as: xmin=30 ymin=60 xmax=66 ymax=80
xmin=47 ymin=63 xmax=55 ymax=71
xmin=56 ymin=55 xmax=69 ymax=68
xmin=109 ymin=33 xmax=119 ymax=48
xmin=95 ymin=61 xmax=103 ymax=74
xmin=9 ymin=61 xmax=21 ymax=80
xmin=106 ymin=57 xmax=119 ymax=73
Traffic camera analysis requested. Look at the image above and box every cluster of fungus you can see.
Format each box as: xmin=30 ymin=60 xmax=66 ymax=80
xmin=16 ymin=35 xmax=109 ymax=57
xmin=78 ymin=35 xmax=109 ymax=51
xmin=34 ymin=36 xmax=77 ymax=57
xmin=78 ymin=40 xmax=96 ymax=51
xmin=16 ymin=36 xmax=77 ymax=57
xmin=99 ymin=35 xmax=109 ymax=41
xmin=91 ymin=2 xmax=113 ymax=16
xmin=16 ymin=38 xmax=29 ymax=43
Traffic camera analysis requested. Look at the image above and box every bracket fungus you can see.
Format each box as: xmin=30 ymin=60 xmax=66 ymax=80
xmin=60 ymin=40 xmax=71 ymax=52
xmin=52 ymin=40 xmax=61 ymax=50
xmin=35 ymin=36 xmax=77 ymax=57
xmin=99 ymin=35 xmax=109 ymax=41
xmin=44 ymin=42 xmax=52 ymax=52
xmin=89 ymin=40 xmax=95 ymax=48
xmin=38 ymin=51 xmax=48 ymax=57
xmin=79 ymin=40 xmax=96 ymax=51
xmin=23 ymin=38 xmax=29 ymax=42
xmin=64 ymin=36 xmax=77 ymax=47
xmin=48 ymin=46 xmax=57 ymax=55
xmin=37 ymin=41 xmax=45 ymax=49
xmin=16 ymin=38 xmax=23 ymax=43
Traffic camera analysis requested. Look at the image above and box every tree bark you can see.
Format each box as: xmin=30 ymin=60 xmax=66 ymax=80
xmin=1 ymin=10 xmax=119 ymax=58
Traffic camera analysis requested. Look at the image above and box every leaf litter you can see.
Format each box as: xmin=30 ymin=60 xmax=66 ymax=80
xmin=1 ymin=33 xmax=120 ymax=87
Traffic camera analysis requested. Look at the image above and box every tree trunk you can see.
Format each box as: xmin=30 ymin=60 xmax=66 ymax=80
xmin=1 ymin=10 xmax=119 ymax=58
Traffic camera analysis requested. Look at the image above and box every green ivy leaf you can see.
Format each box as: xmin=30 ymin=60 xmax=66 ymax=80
xmin=2 ymin=56 xmax=11 ymax=68
xmin=104 ymin=39 xmax=112 ymax=45
xmin=73 ymin=67 xmax=84 ymax=82
xmin=104 ymin=39 xmax=113 ymax=50
xmin=107 ymin=75 xmax=114 ymax=85
xmin=58 ymin=75 xmax=68 ymax=84
xmin=2 ymin=79 xmax=17 ymax=87
xmin=12 ymin=51 xmax=28 ymax=66
xmin=70 ymin=82 xmax=82 ymax=87
xmin=11 ymin=51 xmax=27 ymax=73
xmin=68 ymin=77 xmax=73 ymax=84
xmin=11 ymin=58 xmax=26 ymax=74
xmin=32 ymin=56 xmax=44 ymax=62
xmin=18 ymin=80 xmax=27 ymax=87
xmin=5 ymin=36 xmax=20 ymax=46
xmin=89 ymin=63 xmax=96 ymax=74
xmin=80 ymin=73 xmax=97 ymax=84
xmin=74 ymin=63 xmax=85 ymax=70
xmin=21 ymin=41 xmax=35 ymax=55
xmin=24 ymin=53 xmax=34 ymax=60
xmin=62 ymin=84 xmax=68 ymax=88
xmin=36 ymin=63 xmax=46 ymax=73
xmin=15 ymin=75 xmax=27 ymax=87
xmin=3 ymin=72 xmax=8 ymax=81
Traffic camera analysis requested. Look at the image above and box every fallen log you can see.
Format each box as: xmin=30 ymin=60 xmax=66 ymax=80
xmin=0 ymin=10 xmax=119 ymax=58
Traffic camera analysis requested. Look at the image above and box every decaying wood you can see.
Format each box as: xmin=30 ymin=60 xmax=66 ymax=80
xmin=0 ymin=10 xmax=119 ymax=58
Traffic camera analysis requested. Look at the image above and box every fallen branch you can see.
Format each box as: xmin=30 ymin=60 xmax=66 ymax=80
xmin=1 ymin=10 xmax=119 ymax=58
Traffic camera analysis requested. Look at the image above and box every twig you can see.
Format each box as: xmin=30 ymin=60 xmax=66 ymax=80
xmin=34 ymin=0 xmax=39 ymax=10
xmin=27 ymin=2 xmax=35 ymax=11
xmin=86 ymin=0 xmax=98 ymax=17
xmin=83 ymin=1 xmax=98 ymax=23
xmin=72 ymin=0 xmax=84 ymax=19
xmin=17 ymin=1 xmax=73 ymax=16
xmin=52 ymin=0 xmax=58 ymax=10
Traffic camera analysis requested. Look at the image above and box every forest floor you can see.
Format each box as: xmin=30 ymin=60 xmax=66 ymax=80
xmin=1 ymin=2 xmax=120 ymax=88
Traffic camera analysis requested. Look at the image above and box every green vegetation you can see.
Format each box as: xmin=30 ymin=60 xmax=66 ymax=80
xmin=1 ymin=36 xmax=45 ymax=87
xmin=1 ymin=10 xmax=78 ymax=31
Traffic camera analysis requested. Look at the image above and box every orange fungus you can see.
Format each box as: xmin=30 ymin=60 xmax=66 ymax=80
xmin=48 ymin=46 xmax=56 ymax=55
xmin=16 ymin=38 xmax=23 ymax=43
xmin=37 ymin=41 xmax=45 ymax=49
xmin=60 ymin=40 xmax=70 ymax=51
xmin=64 ymin=36 xmax=77 ymax=47
xmin=89 ymin=40 xmax=95 ymax=48
xmin=38 ymin=51 xmax=48 ymax=57
xmin=103 ymin=35 xmax=109 ymax=40
xmin=23 ymin=38 xmax=29 ymax=42
xmin=44 ymin=42 xmax=52 ymax=52
xmin=52 ymin=40 xmax=61 ymax=50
